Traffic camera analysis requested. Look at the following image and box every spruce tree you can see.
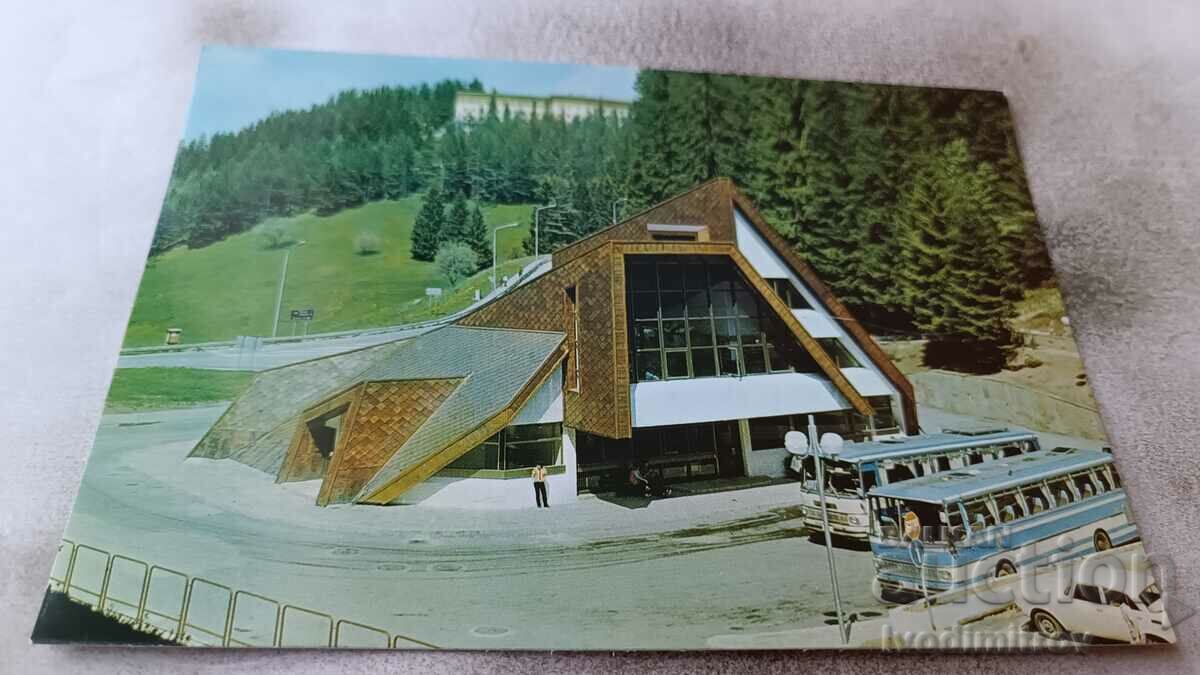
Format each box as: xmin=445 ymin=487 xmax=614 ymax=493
xmin=443 ymin=195 xmax=469 ymax=243
xmin=896 ymin=140 xmax=1021 ymax=372
xmin=410 ymin=185 xmax=446 ymax=261
xmin=465 ymin=202 xmax=491 ymax=270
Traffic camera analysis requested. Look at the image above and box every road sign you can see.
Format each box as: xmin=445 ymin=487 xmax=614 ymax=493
xmin=290 ymin=309 xmax=315 ymax=321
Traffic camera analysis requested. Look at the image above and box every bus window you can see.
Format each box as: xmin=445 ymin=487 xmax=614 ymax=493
xmin=993 ymin=491 xmax=1025 ymax=523
xmin=967 ymin=452 xmax=984 ymax=465
xmin=964 ymin=498 xmax=996 ymax=530
xmin=860 ymin=468 xmax=878 ymax=493
xmin=900 ymin=500 xmax=954 ymax=543
xmin=1001 ymin=444 xmax=1022 ymax=458
xmin=1021 ymin=483 xmax=1050 ymax=514
xmin=946 ymin=503 xmax=967 ymax=543
xmin=1072 ymin=471 xmax=1098 ymax=499
xmin=1046 ymin=477 xmax=1075 ymax=507
xmin=912 ymin=461 xmax=926 ymax=478
xmin=1093 ymin=468 xmax=1112 ymax=492
xmin=825 ymin=460 xmax=860 ymax=495
xmin=935 ymin=455 xmax=952 ymax=472
xmin=872 ymin=497 xmax=902 ymax=539
xmin=885 ymin=462 xmax=916 ymax=483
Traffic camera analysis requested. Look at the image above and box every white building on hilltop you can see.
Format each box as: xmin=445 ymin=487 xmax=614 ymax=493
xmin=454 ymin=90 xmax=631 ymax=124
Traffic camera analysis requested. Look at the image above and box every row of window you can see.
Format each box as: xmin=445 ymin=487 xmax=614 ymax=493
xmin=878 ymin=440 xmax=1037 ymax=483
xmin=960 ymin=465 xmax=1122 ymax=528
xmin=576 ymin=421 xmax=741 ymax=466
xmin=576 ymin=401 xmax=897 ymax=468
xmin=444 ymin=422 xmax=563 ymax=471
xmin=627 ymin=256 xmax=860 ymax=382
xmin=745 ymin=397 xmax=898 ymax=451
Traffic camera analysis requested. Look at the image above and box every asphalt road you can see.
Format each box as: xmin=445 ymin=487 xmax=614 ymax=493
xmin=116 ymin=326 xmax=430 ymax=371
xmin=49 ymin=403 xmax=1104 ymax=649
xmin=54 ymin=405 xmax=882 ymax=649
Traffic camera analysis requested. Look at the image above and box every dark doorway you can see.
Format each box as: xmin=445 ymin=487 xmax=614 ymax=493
xmin=307 ymin=414 xmax=341 ymax=460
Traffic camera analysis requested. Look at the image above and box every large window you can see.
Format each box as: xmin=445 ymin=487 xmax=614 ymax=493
xmin=817 ymin=338 xmax=861 ymax=368
xmin=869 ymin=396 xmax=899 ymax=433
xmin=766 ymin=278 xmax=811 ymax=310
xmin=747 ymin=405 xmax=887 ymax=450
xmin=627 ymin=256 xmax=819 ymax=383
xmin=446 ymin=422 xmax=562 ymax=471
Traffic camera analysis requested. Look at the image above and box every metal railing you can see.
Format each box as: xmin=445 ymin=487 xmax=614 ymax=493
xmin=47 ymin=539 xmax=438 ymax=649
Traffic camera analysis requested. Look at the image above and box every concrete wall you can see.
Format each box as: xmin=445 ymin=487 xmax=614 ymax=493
xmin=745 ymin=446 xmax=790 ymax=478
xmin=910 ymin=370 xmax=1108 ymax=441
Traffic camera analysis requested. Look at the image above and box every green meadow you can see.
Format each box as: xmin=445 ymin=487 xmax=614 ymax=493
xmin=105 ymin=368 xmax=257 ymax=412
xmin=124 ymin=197 xmax=534 ymax=346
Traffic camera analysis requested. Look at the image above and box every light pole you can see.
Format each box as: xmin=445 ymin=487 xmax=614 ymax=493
xmin=785 ymin=422 xmax=849 ymax=645
xmin=270 ymin=240 xmax=306 ymax=338
xmin=492 ymin=222 xmax=521 ymax=291
xmin=611 ymin=197 xmax=628 ymax=225
xmin=533 ymin=202 xmax=557 ymax=257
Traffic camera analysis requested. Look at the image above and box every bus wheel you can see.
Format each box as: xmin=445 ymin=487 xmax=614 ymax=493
xmin=1094 ymin=530 xmax=1112 ymax=551
xmin=1031 ymin=609 xmax=1065 ymax=641
xmin=871 ymin=578 xmax=904 ymax=605
xmin=995 ymin=559 xmax=1017 ymax=577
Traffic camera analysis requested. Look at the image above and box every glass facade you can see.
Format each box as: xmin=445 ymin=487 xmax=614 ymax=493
xmin=746 ymin=396 xmax=898 ymax=450
xmin=576 ymin=420 xmax=743 ymax=490
xmin=766 ymin=278 xmax=811 ymax=310
xmin=446 ymin=422 xmax=562 ymax=471
xmin=627 ymin=255 xmax=822 ymax=383
xmin=817 ymin=338 xmax=861 ymax=368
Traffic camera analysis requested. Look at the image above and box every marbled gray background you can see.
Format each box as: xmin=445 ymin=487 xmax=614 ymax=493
xmin=2 ymin=1 xmax=1198 ymax=672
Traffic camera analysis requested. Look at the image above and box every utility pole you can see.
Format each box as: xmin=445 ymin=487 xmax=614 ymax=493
xmin=785 ymin=422 xmax=850 ymax=645
xmin=533 ymin=202 xmax=557 ymax=257
xmin=611 ymin=197 xmax=628 ymax=225
xmin=492 ymin=222 xmax=521 ymax=291
xmin=270 ymin=240 xmax=306 ymax=338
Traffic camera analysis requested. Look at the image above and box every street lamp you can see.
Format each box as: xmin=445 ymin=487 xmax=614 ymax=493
xmin=492 ymin=222 xmax=522 ymax=291
xmin=270 ymin=240 xmax=306 ymax=338
xmin=533 ymin=202 xmax=557 ymax=257
xmin=785 ymin=421 xmax=849 ymax=645
xmin=611 ymin=197 xmax=628 ymax=225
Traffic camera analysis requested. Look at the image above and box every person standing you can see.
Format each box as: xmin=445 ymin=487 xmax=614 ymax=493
xmin=532 ymin=464 xmax=549 ymax=508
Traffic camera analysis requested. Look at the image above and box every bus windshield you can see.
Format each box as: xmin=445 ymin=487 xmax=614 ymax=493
xmin=870 ymin=496 xmax=964 ymax=545
xmin=798 ymin=457 xmax=864 ymax=496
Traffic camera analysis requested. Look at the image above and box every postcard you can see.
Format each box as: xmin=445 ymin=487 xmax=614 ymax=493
xmin=32 ymin=46 xmax=1173 ymax=651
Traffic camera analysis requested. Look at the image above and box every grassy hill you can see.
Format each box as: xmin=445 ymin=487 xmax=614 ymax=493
xmin=124 ymin=197 xmax=534 ymax=346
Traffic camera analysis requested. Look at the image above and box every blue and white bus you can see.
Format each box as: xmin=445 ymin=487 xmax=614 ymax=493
xmin=867 ymin=447 xmax=1137 ymax=603
xmin=792 ymin=429 xmax=1041 ymax=540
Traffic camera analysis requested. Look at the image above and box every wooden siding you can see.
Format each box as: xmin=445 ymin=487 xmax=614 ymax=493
xmin=316 ymin=378 xmax=461 ymax=506
xmin=461 ymin=177 xmax=916 ymax=440
xmin=458 ymin=245 xmax=627 ymax=439
xmin=552 ymin=178 xmax=737 ymax=267
xmin=276 ymin=385 xmax=362 ymax=483
xmin=360 ymin=343 xmax=569 ymax=505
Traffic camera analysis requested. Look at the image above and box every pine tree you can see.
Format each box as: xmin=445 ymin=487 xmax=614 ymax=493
xmin=410 ymin=185 xmax=446 ymax=261
xmin=465 ymin=203 xmax=491 ymax=270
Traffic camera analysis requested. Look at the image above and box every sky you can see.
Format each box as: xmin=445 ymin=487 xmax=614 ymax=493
xmin=182 ymin=46 xmax=639 ymax=141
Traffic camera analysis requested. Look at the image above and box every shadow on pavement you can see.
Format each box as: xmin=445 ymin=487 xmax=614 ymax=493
xmin=592 ymin=492 xmax=654 ymax=509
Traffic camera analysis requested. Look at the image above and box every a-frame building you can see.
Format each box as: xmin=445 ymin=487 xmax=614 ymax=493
xmin=190 ymin=178 xmax=916 ymax=508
